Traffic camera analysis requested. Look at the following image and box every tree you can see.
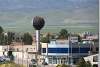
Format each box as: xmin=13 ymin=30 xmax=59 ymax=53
xmin=77 ymin=58 xmax=87 ymax=67
xmin=0 ymin=26 xmax=3 ymax=34
xmin=40 ymin=37 xmax=50 ymax=43
xmin=0 ymin=34 xmax=5 ymax=45
xmin=22 ymin=33 xmax=33 ymax=45
xmin=77 ymin=58 xmax=92 ymax=67
xmin=86 ymin=61 xmax=92 ymax=67
xmin=7 ymin=32 xmax=15 ymax=45
xmin=40 ymin=32 xmax=51 ymax=43
xmin=0 ymin=26 xmax=4 ymax=45
xmin=7 ymin=51 xmax=14 ymax=61
xmin=56 ymin=64 xmax=69 ymax=67
xmin=78 ymin=35 xmax=82 ymax=42
xmin=58 ymin=29 xmax=68 ymax=39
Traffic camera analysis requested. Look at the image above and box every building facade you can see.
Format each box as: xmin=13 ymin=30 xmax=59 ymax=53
xmin=41 ymin=36 xmax=92 ymax=64
xmin=41 ymin=40 xmax=70 ymax=64
xmin=84 ymin=54 xmax=98 ymax=66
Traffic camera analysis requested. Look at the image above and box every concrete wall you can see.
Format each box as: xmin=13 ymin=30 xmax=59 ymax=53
xmin=1 ymin=51 xmax=36 ymax=60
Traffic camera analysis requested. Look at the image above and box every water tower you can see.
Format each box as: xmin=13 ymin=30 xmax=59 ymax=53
xmin=33 ymin=16 xmax=45 ymax=53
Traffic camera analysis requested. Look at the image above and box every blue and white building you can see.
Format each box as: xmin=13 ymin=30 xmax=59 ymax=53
xmin=41 ymin=40 xmax=70 ymax=64
xmin=41 ymin=36 xmax=92 ymax=64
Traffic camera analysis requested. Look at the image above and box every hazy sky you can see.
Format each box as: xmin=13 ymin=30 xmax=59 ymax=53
xmin=0 ymin=0 xmax=99 ymax=32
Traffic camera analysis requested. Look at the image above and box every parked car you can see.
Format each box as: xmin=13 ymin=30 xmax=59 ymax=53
xmin=29 ymin=64 xmax=36 ymax=67
xmin=31 ymin=59 xmax=37 ymax=64
xmin=3 ymin=57 xmax=10 ymax=61
xmin=0 ymin=56 xmax=10 ymax=62
xmin=0 ymin=57 xmax=5 ymax=62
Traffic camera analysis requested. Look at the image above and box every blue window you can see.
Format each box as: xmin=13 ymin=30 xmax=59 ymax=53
xmin=42 ymin=48 xmax=90 ymax=53
xmin=79 ymin=48 xmax=90 ymax=53
xmin=42 ymin=48 xmax=46 ymax=53
xmin=48 ymin=48 xmax=68 ymax=53
xmin=69 ymin=48 xmax=79 ymax=53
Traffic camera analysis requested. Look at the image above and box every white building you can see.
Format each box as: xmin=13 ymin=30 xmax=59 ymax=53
xmin=0 ymin=42 xmax=38 ymax=61
xmin=84 ymin=54 xmax=98 ymax=66
xmin=41 ymin=40 xmax=69 ymax=64
xmin=41 ymin=36 xmax=92 ymax=64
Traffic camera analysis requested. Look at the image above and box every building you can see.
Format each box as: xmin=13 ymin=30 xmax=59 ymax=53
xmin=81 ymin=38 xmax=99 ymax=54
xmin=41 ymin=36 xmax=92 ymax=64
xmin=0 ymin=45 xmax=7 ymax=56
xmin=41 ymin=39 xmax=69 ymax=64
xmin=84 ymin=54 xmax=98 ymax=66
xmin=0 ymin=42 xmax=38 ymax=61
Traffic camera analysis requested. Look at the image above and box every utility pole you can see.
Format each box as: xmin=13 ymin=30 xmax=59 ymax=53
xmin=69 ymin=33 xmax=73 ymax=67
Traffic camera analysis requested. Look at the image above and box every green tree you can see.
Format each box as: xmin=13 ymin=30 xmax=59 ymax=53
xmin=56 ymin=64 xmax=69 ymax=67
xmin=0 ymin=26 xmax=4 ymax=45
xmin=40 ymin=37 xmax=50 ymax=43
xmin=7 ymin=32 xmax=15 ymax=45
xmin=78 ymin=35 xmax=82 ymax=42
xmin=86 ymin=61 xmax=92 ymax=67
xmin=0 ymin=26 xmax=3 ymax=34
xmin=77 ymin=58 xmax=87 ymax=67
xmin=0 ymin=61 xmax=26 ymax=67
xmin=22 ymin=33 xmax=33 ymax=45
xmin=0 ymin=34 xmax=5 ymax=45
xmin=77 ymin=58 xmax=92 ymax=67
xmin=40 ymin=33 xmax=51 ymax=43
xmin=0 ymin=32 xmax=15 ymax=45
xmin=58 ymin=29 xmax=68 ymax=39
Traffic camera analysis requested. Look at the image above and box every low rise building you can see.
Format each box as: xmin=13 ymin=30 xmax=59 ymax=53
xmin=84 ymin=54 xmax=98 ymax=66
xmin=41 ymin=40 xmax=69 ymax=64
xmin=0 ymin=42 xmax=38 ymax=60
xmin=41 ymin=36 xmax=92 ymax=64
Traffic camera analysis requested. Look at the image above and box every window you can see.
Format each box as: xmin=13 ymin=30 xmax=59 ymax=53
xmin=93 ymin=56 xmax=98 ymax=62
xmin=57 ymin=58 xmax=60 ymax=64
xmin=69 ymin=48 xmax=79 ymax=53
xmin=79 ymin=48 xmax=90 ymax=53
xmin=96 ymin=47 xmax=99 ymax=52
xmin=48 ymin=48 xmax=68 ymax=53
xmin=42 ymin=48 xmax=46 ymax=53
xmin=53 ymin=56 xmax=57 ymax=64
xmin=49 ymin=57 xmax=52 ymax=64
xmin=50 ymin=41 xmax=56 ymax=44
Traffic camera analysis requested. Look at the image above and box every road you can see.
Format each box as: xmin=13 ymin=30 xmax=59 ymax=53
xmin=14 ymin=58 xmax=76 ymax=67
xmin=14 ymin=58 xmax=56 ymax=67
xmin=14 ymin=58 xmax=30 ymax=67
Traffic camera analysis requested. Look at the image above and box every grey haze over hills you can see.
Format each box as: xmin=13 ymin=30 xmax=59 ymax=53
xmin=0 ymin=0 xmax=99 ymax=33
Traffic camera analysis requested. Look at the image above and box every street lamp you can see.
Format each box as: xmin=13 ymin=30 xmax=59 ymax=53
xmin=33 ymin=16 xmax=45 ymax=66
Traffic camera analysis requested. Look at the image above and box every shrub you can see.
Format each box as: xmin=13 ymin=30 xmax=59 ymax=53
xmin=77 ymin=58 xmax=92 ymax=67
xmin=56 ymin=64 xmax=69 ymax=67
xmin=29 ymin=64 xmax=36 ymax=67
